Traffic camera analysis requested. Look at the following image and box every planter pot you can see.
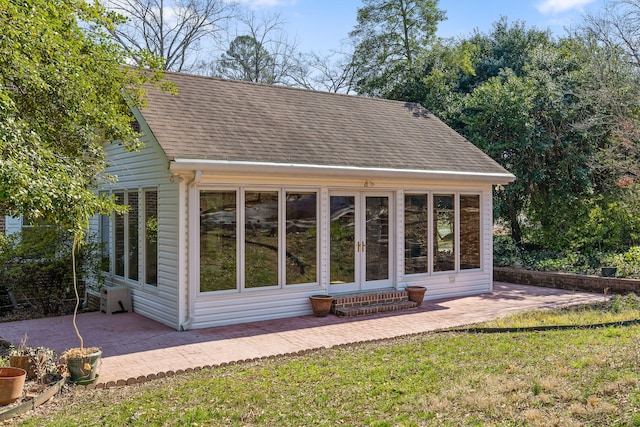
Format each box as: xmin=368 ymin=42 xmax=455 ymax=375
xmin=67 ymin=349 xmax=102 ymax=385
xmin=406 ymin=286 xmax=427 ymax=306
xmin=0 ymin=367 xmax=26 ymax=405
xmin=601 ymin=267 xmax=617 ymax=278
xmin=309 ymin=295 xmax=333 ymax=317
xmin=9 ymin=355 xmax=36 ymax=379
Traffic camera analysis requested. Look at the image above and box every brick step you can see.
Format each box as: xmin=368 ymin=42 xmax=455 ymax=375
xmin=334 ymin=300 xmax=418 ymax=317
xmin=332 ymin=290 xmax=409 ymax=310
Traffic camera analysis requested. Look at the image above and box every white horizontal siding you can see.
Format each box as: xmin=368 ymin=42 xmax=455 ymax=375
xmin=96 ymin=130 xmax=181 ymax=330
xmin=191 ymin=287 xmax=325 ymax=329
xmin=186 ymin=178 xmax=497 ymax=330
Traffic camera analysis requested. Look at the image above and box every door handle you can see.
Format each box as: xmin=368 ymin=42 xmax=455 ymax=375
xmin=357 ymin=241 xmax=361 ymax=252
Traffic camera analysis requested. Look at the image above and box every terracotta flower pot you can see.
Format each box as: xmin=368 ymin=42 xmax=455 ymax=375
xmin=9 ymin=355 xmax=36 ymax=379
xmin=309 ymin=295 xmax=333 ymax=317
xmin=0 ymin=367 xmax=26 ymax=405
xmin=406 ymin=286 xmax=427 ymax=306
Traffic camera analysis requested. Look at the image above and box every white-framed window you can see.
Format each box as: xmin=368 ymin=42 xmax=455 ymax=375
xmin=404 ymin=192 xmax=482 ymax=276
xmin=144 ymin=189 xmax=158 ymax=286
xmin=103 ymin=187 xmax=158 ymax=286
xmin=199 ymin=188 xmax=319 ymax=293
xmin=460 ymin=194 xmax=481 ymax=270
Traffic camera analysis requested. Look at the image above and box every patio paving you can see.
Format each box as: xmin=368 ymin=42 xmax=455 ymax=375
xmin=0 ymin=283 xmax=606 ymax=387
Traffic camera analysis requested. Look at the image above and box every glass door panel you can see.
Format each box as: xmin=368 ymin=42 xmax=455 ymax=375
xmin=365 ymin=196 xmax=389 ymax=282
xmin=329 ymin=193 xmax=393 ymax=293
xmin=330 ymin=196 xmax=356 ymax=287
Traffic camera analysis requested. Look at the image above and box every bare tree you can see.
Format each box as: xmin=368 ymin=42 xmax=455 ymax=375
xmin=291 ymin=51 xmax=358 ymax=94
xmin=212 ymin=11 xmax=303 ymax=85
xmin=103 ymin=0 xmax=235 ymax=72
xmin=580 ymin=0 xmax=640 ymax=66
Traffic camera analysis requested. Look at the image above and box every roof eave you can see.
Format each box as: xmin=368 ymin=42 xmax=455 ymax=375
xmin=169 ymin=159 xmax=516 ymax=185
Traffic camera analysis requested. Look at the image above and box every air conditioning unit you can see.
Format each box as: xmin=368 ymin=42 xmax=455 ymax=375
xmin=100 ymin=286 xmax=131 ymax=315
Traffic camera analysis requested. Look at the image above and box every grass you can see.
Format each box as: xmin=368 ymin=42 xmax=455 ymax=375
xmin=476 ymin=293 xmax=640 ymax=329
xmin=15 ymin=297 xmax=640 ymax=427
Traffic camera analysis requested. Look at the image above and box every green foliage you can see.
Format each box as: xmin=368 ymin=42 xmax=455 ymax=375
xmin=217 ymin=35 xmax=276 ymax=83
xmin=0 ymin=227 xmax=105 ymax=317
xmin=349 ymin=0 xmax=446 ymax=98
xmin=605 ymin=246 xmax=640 ymax=279
xmin=528 ymin=196 xmax=640 ymax=254
xmin=0 ymin=0 xmax=167 ymax=237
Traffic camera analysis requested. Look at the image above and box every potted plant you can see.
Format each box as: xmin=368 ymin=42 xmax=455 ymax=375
xmin=601 ymin=267 xmax=617 ymax=277
xmin=8 ymin=335 xmax=36 ymax=379
xmin=309 ymin=295 xmax=333 ymax=317
xmin=59 ymin=235 xmax=101 ymax=385
xmin=0 ymin=367 xmax=26 ymax=405
xmin=405 ymin=286 xmax=427 ymax=306
xmin=9 ymin=339 xmax=58 ymax=384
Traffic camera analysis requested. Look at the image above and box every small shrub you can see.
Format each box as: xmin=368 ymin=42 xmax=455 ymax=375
xmin=605 ymin=246 xmax=640 ymax=279
xmin=0 ymin=226 xmax=104 ymax=317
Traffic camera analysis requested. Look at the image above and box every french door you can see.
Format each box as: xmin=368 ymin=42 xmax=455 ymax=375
xmin=328 ymin=192 xmax=393 ymax=293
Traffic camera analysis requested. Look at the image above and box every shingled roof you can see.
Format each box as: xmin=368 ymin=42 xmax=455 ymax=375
xmin=138 ymin=71 xmax=512 ymax=180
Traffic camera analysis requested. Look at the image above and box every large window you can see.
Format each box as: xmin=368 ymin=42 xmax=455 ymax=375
xmin=200 ymin=191 xmax=237 ymax=292
xmin=460 ymin=195 xmax=481 ymax=270
xmin=433 ymin=194 xmax=455 ymax=272
xmin=404 ymin=194 xmax=428 ymax=275
xmin=99 ymin=192 xmax=110 ymax=272
xmin=144 ymin=190 xmax=158 ymax=285
xmin=128 ymin=191 xmax=139 ymax=281
xmin=199 ymin=188 xmax=318 ymax=293
xmin=245 ymin=191 xmax=279 ymax=288
xmin=286 ymin=192 xmax=317 ymax=285
xmin=104 ymin=188 xmax=157 ymax=286
xmin=114 ymin=191 xmax=125 ymax=277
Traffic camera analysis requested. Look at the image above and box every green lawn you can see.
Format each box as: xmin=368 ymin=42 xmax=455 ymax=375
xmin=16 ymin=297 xmax=640 ymax=426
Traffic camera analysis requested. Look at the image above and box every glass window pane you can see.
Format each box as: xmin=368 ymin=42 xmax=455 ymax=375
xmin=434 ymin=194 xmax=455 ymax=272
xmin=365 ymin=196 xmax=389 ymax=281
xmin=99 ymin=192 xmax=110 ymax=272
xmin=330 ymin=196 xmax=355 ymax=284
xmin=460 ymin=195 xmax=481 ymax=270
xmin=245 ymin=191 xmax=279 ymax=288
xmin=114 ymin=191 xmax=125 ymax=277
xmin=286 ymin=192 xmax=317 ymax=284
xmin=200 ymin=191 xmax=236 ymax=292
xmin=145 ymin=190 xmax=158 ymax=286
xmin=128 ymin=191 xmax=139 ymax=281
xmin=404 ymin=194 xmax=428 ymax=275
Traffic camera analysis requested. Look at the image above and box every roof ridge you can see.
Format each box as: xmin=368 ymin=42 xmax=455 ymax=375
xmin=159 ymin=69 xmax=428 ymax=110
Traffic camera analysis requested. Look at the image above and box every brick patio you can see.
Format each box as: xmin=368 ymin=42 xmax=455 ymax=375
xmin=0 ymin=283 xmax=605 ymax=387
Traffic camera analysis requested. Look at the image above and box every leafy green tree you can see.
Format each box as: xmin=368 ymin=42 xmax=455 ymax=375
xmin=0 ymin=0 xmax=165 ymax=236
xmin=217 ymin=35 xmax=275 ymax=83
xmin=349 ymin=0 xmax=446 ymax=98
xmin=420 ymin=21 xmax=598 ymax=246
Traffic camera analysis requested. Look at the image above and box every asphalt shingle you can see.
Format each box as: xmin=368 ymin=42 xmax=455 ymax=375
xmin=140 ymin=71 xmax=510 ymax=176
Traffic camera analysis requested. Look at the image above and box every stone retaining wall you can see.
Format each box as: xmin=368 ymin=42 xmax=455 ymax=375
xmin=494 ymin=267 xmax=640 ymax=295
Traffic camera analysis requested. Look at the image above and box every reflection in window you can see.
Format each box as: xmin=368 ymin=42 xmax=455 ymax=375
xmin=404 ymin=194 xmax=428 ymax=275
xmin=99 ymin=192 xmax=110 ymax=272
xmin=114 ymin=191 xmax=125 ymax=277
xmin=245 ymin=191 xmax=279 ymax=288
xmin=286 ymin=193 xmax=317 ymax=284
xmin=200 ymin=191 xmax=237 ymax=292
xmin=434 ymin=194 xmax=455 ymax=272
xmin=365 ymin=196 xmax=389 ymax=281
xmin=330 ymin=196 xmax=355 ymax=284
xmin=144 ymin=190 xmax=158 ymax=286
xmin=128 ymin=191 xmax=139 ymax=281
xmin=460 ymin=195 xmax=481 ymax=270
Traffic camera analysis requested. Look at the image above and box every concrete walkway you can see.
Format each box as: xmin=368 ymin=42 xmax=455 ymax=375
xmin=1 ymin=283 xmax=606 ymax=387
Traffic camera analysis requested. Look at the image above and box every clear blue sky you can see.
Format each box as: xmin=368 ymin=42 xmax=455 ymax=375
xmin=236 ymin=0 xmax=607 ymax=53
